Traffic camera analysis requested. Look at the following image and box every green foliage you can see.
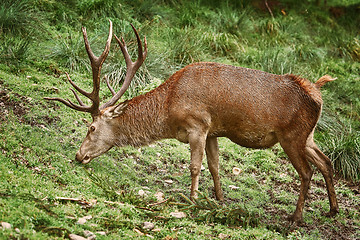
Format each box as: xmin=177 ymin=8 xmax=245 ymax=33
xmin=0 ymin=36 xmax=30 ymax=63
xmin=48 ymin=31 xmax=89 ymax=72
xmin=0 ymin=0 xmax=37 ymax=35
xmin=317 ymin=113 xmax=360 ymax=182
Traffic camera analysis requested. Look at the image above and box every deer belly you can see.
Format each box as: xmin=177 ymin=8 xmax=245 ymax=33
xmin=226 ymin=131 xmax=278 ymax=149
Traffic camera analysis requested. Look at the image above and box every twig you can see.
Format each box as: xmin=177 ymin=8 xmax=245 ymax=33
xmin=55 ymin=197 xmax=91 ymax=206
xmin=137 ymin=206 xmax=156 ymax=212
xmin=265 ymin=0 xmax=274 ymax=18
xmin=104 ymin=200 xmax=125 ymax=206
xmin=148 ymin=197 xmax=172 ymax=207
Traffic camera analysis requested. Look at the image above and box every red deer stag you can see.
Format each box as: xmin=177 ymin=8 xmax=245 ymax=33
xmin=45 ymin=20 xmax=339 ymax=223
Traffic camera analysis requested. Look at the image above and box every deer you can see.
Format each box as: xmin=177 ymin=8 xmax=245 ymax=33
xmin=45 ymin=20 xmax=339 ymax=223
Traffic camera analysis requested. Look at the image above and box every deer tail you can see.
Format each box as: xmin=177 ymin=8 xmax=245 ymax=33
xmin=315 ymin=75 xmax=336 ymax=89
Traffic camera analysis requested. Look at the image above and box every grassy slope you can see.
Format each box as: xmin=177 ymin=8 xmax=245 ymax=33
xmin=1 ymin=0 xmax=360 ymax=239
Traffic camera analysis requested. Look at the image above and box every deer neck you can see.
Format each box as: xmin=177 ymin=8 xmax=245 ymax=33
xmin=113 ymin=87 xmax=170 ymax=147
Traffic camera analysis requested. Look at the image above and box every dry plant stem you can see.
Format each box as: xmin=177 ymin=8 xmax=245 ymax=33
xmin=265 ymin=0 xmax=274 ymax=18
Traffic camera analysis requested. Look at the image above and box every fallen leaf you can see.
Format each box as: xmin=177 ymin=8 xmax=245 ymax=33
xmin=142 ymin=221 xmax=155 ymax=230
xmin=229 ymin=185 xmax=240 ymax=190
xmin=164 ymin=179 xmax=173 ymax=184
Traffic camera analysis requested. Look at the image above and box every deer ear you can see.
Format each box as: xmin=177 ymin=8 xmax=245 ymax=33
xmin=104 ymin=100 xmax=129 ymax=119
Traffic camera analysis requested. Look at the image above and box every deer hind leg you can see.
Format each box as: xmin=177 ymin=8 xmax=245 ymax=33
xmin=305 ymin=138 xmax=339 ymax=216
xmin=205 ymin=137 xmax=224 ymax=201
xmin=188 ymin=130 xmax=207 ymax=199
xmin=279 ymin=140 xmax=314 ymax=223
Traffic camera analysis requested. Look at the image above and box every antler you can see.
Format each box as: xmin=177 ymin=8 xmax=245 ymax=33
xmin=45 ymin=21 xmax=147 ymax=115
xmin=100 ymin=24 xmax=147 ymax=110
xmin=45 ymin=20 xmax=113 ymax=117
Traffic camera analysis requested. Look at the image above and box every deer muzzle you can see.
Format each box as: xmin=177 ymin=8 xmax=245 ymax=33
xmin=75 ymin=151 xmax=92 ymax=164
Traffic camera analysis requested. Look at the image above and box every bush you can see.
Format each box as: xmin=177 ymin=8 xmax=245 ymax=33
xmin=317 ymin=113 xmax=360 ymax=182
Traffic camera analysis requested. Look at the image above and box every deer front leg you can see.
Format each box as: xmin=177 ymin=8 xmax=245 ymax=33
xmin=188 ymin=131 xmax=207 ymax=199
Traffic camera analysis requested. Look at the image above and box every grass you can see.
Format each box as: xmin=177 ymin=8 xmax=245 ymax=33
xmin=0 ymin=0 xmax=360 ymax=239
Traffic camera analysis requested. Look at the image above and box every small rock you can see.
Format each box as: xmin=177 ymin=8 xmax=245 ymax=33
xmin=280 ymin=173 xmax=288 ymax=178
xmin=1 ymin=222 xmax=11 ymax=230
xmin=83 ymin=230 xmax=95 ymax=238
xmin=201 ymin=165 xmax=205 ymax=171
xmin=154 ymin=192 xmax=164 ymax=202
xmin=96 ymin=231 xmax=106 ymax=236
xmin=68 ymin=234 xmax=87 ymax=240
xmin=15 ymin=228 xmax=20 ymax=233
xmin=170 ymin=211 xmax=186 ymax=218
xmin=77 ymin=215 xmax=92 ymax=225
xmin=219 ymin=233 xmax=230 ymax=239
xmin=138 ymin=189 xmax=150 ymax=197
xmin=142 ymin=222 xmax=155 ymax=230
xmin=138 ymin=189 xmax=146 ymax=196
xmin=232 ymin=167 xmax=242 ymax=175
xmin=77 ymin=218 xmax=87 ymax=225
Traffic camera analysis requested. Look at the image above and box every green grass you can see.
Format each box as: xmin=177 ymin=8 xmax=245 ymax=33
xmin=1 ymin=0 xmax=360 ymax=239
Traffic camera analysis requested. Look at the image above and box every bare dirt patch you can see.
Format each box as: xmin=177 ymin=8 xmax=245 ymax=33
xmin=0 ymin=85 xmax=30 ymax=122
xmin=0 ymin=80 xmax=60 ymax=126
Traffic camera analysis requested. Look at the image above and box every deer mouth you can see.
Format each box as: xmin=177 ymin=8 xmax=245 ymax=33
xmin=75 ymin=152 xmax=92 ymax=164
xmin=81 ymin=156 xmax=92 ymax=164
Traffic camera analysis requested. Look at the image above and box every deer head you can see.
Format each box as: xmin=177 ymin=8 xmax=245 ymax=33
xmin=45 ymin=20 xmax=147 ymax=163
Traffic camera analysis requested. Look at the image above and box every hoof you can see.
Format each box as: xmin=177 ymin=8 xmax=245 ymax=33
xmin=324 ymin=208 xmax=339 ymax=218
xmin=216 ymin=196 xmax=224 ymax=202
xmin=287 ymin=214 xmax=304 ymax=225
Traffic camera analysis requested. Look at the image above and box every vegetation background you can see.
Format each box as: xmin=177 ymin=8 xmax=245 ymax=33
xmin=0 ymin=0 xmax=359 ymax=239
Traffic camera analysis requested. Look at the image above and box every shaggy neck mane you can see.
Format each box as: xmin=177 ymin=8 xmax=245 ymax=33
xmin=114 ymin=82 xmax=171 ymax=147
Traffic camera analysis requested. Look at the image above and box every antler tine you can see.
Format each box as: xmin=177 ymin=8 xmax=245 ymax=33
xmin=70 ymin=88 xmax=85 ymax=106
xmin=130 ymin=23 xmax=148 ymax=66
xmin=104 ymin=75 xmax=116 ymax=96
xmin=44 ymin=96 xmax=89 ymax=112
xmin=45 ymin=20 xmax=113 ymax=116
xmin=100 ymin=24 xmax=147 ymax=110
xmin=82 ymin=19 xmax=113 ymax=116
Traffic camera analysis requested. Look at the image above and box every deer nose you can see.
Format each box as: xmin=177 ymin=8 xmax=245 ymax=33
xmin=75 ymin=151 xmax=92 ymax=164
xmin=75 ymin=152 xmax=83 ymax=162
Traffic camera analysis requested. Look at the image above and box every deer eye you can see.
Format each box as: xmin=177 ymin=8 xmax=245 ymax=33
xmin=89 ymin=126 xmax=96 ymax=132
